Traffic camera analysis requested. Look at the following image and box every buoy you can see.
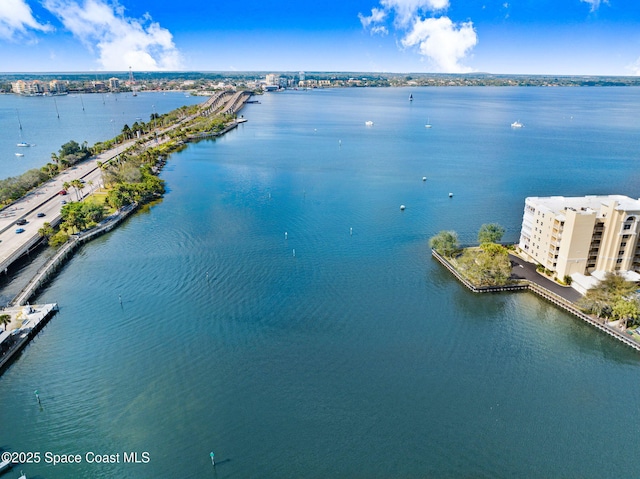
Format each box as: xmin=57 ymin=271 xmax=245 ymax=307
xmin=422 ymin=177 xmax=427 ymax=181
xmin=449 ymin=193 xmax=453 ymax=197
xmin=350 ymin=227 xmax=353 ymax=236
xmin=400 ymin=205 xmax=406 ymax=211
xmin=285 ymin=232 xmax=288 ymax=240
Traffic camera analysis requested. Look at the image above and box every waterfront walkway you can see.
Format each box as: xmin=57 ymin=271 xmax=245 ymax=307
xmin=0 ymin=90 xmax=253 ymax=277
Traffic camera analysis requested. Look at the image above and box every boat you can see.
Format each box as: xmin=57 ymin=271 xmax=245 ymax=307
xmin=511 ymin=120 xmax=524 ymax=128
xmin=425 ymin=118 xmax=432 ymax=128
xmin=365 ymin=120 xmax=374 ymax=126
xmin=18 ymin=471 xmax=26 ymax=479
xmin=15 ymin=153 xmax=24 ymax=157
xmin=16 ymin=142 xmax=30 ymax=147
xmin=409 ymin=93 xmax=413 ymax=101
xmin=236 ymin=118 xmax=248 ymax=123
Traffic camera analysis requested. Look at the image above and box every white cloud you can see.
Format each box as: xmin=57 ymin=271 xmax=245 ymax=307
xmin=43 ymin=0 xmax=182 ymax=70
xmin=627 ymin=58 xmax=640 ymax=76
xmin=359 ymin=7 xmax=387 ymax=30
xmin=360 ymin=0 xmax=477 ymax=73
xmin=401 ymin=16 xmax=477 ymax=72
xmin=0 ymin=0 xmax=52 ymax=40
xmin=381 ymin=0 xmax=449 ymax=26
xmin=580 ymin=0 xmax=609 ymax=12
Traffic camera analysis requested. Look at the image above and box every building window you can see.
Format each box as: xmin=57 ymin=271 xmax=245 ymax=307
xmin=624 ymin=224 xmax=632 ymax=230
xmin=617 ymin=258 xmax=623 ymax=263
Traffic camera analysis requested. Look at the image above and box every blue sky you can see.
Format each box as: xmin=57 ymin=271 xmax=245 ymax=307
xmin=1 ymin=0 xmax=640 ymax=75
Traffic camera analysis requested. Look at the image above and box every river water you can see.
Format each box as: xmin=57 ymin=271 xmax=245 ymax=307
xmin=1 ymin=87 xmax=640 ymax=478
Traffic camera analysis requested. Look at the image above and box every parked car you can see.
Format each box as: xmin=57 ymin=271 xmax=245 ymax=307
xmin=61 ymin=200 xmax=67 ymax=205
xmin=58 ymin=190 xmax=67 ymax=195
xmin=15 ymin=228 xmax=25 ymax=234
xmin=16 ymin=218 xmax=28 ymax=225
xmin=37 ymin=212 xmax=46 ymax=218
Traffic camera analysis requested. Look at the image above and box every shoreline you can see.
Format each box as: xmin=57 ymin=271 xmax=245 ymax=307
xmin=0 ymin=93 xmax=251 ymax=375
xmin=431 ymin=248 xmax=640 ymax=353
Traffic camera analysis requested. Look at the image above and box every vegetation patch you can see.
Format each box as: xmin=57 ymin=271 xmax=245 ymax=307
xmin=430 ymin=223 xmax=513 ymax=288
xmin=578 ymin=272 xmax=640 ymax=328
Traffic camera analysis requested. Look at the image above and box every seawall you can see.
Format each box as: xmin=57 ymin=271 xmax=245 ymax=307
xmin=431 ymin=249 xmax=640 ymax=352
xmin=11 ymin=203 xmax=139 ymax=307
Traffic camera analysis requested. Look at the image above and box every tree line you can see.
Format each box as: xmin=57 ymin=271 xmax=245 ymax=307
xmin=430 ymin=223 xmax=513 ymax=287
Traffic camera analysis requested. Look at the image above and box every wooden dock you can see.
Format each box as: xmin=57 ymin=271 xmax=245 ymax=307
xmin=0 ymin=303 xmax=58 ymax=373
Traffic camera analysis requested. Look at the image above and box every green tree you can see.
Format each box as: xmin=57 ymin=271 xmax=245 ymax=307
xmin=458 ymin=243 xmax=512 ymax=287
xmin=38 ymin=222 xmax=55 ymax=243
xmin=0 ymin=314 xmax=11 ymax=331
xmin=579 ymin=272 xmax=638 ymax=319
xmin=478 ymin=223 xmax=506 ymax=244
xmin=612 ymin=298 xmax=640 ymax=330
xmin=71 ymin=179 xmax=84 ymax=201
xmin=49 ymin=231 xmax=70 ymax=247
xmin=429 ymin=230 xmax=460 ymax=258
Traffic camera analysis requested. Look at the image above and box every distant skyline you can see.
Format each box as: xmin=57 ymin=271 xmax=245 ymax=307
xmin=2 ymin=0 xmax=640 ymax=75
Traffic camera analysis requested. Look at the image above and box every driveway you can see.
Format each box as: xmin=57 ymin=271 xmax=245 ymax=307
xmin=509 ymin=253 xmax=583 ymax=303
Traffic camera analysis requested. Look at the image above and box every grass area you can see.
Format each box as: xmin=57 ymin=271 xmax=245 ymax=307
xmin=83 ymin=189 xmax=116 ymax=214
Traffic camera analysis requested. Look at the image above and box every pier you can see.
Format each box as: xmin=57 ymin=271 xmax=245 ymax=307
xmin=431 ymin=248 xmax=640 ymax=353
xmin=0 ymin=303 xmax=58 ymax=373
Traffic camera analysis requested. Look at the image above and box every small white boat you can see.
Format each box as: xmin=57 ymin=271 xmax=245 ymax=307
xmin=236 ymin=118 xmax=248 ymax=123
xmin=400 ymin=204 xmax=406 ymax=211
xmin=15 ymin=153 xmax=24 ymax=157
xmin=365 ymin=120 xmax=374 ymax=127
xmin=425 ymin=118 xmax=432 ymax=128
xmin=511 ymin=120 xmax=524 ymax=128
xmin=16 ymin=142 xmax=30 ymax=147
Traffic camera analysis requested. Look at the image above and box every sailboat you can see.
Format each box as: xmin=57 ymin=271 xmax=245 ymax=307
xmin=425 ymin=117 xmax=432 ymax=128
xmin=409 ymin=93 xmax=413 ymax=102
xmin=16 ymin=109 xmax=31 ymax=147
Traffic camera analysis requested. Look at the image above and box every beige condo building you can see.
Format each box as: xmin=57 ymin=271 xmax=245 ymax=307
xmin=518 ymin=195 xmax=640 ymax=280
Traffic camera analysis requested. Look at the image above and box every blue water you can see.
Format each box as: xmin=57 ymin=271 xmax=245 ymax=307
xmin=0 ymin=91 xmax=202 ymax=179
xmin=1 ymin=87 xmax=640 ymax=478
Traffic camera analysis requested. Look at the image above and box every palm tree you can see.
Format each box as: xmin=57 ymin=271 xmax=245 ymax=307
xmin=0 ymin=314 xmax=11 ymax=332
xmin=71 ymin=179 xmax=84 ymax=201
xmin=38 ymin=222 xmax=54 ymax=243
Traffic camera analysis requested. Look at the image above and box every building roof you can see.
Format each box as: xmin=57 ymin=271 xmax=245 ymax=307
xmin=526 ymin=195 xmax=640 ymax=217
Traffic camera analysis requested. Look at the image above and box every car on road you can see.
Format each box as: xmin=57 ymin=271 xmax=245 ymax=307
xmin=61 ymin=200 xmax=67 ymax=205
xmin=37 ymin=212 xmax=46 ymax=218
xmin=16 ymin=218 xmax=28 ymax=225
xmin=58 ymin=190 xmax=67 ymax=195
xmin=15 ymin=228 xmax=25 ymax=234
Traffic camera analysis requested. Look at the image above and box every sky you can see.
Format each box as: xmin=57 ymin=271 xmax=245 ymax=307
xmin=1 ymin=0 xmax=640 ymax=75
